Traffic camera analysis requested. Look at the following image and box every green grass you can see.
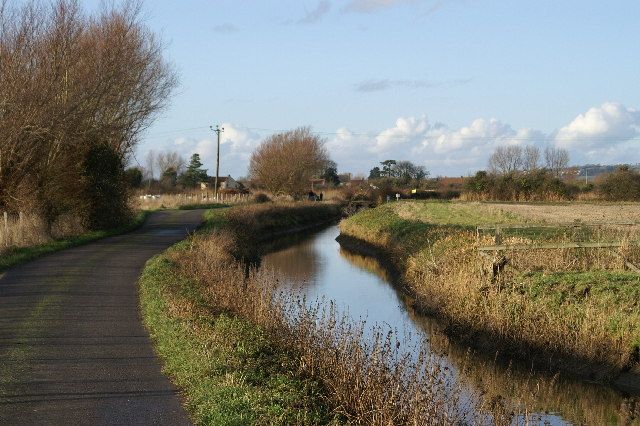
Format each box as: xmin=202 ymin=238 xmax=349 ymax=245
xmin=394 ymin=200 xmax=523 ymax=227
xmin=179 ymin=202 xmax=230 ymax=210
xmin=520 ymin=271 xmax=640 ymax=346
xmin=0 ymin=211 xmax=150 ymax=272
xmin=200 ymin=206 xmax=230 ymax=231
xmin=139 ymin=245 xmax=334 ymax=425
xmin=137 ymin=202 xmax=345 ymax=424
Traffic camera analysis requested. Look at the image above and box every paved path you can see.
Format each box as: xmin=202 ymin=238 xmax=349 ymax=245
xmin=0 ymin=210 xmax=203 ymax=425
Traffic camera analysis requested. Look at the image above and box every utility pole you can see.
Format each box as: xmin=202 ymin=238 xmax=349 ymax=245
xmin=210 ymin=125 xmax=224 ymax=199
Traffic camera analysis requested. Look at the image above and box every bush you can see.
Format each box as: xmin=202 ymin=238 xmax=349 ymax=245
xmin=598 ymin=166 xmax=640 ymax=201
xmin=82 ymin=144 xmax=131 ymax=230
xmin=464 ymin=169 xmax=578 ymax=201
xmin=253 ymin=193 xmax=271 ymax=203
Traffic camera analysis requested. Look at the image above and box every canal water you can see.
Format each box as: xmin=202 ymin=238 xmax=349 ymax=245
xmin=261 ymin=225 xmax=638 ymax=425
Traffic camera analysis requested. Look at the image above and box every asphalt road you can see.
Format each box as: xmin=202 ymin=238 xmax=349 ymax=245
xmin=0 ymin=210 xmax=204 ymax=425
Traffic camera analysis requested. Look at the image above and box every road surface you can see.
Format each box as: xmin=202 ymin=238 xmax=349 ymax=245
xmin=0 ymin=210 xmax=203 ymax=425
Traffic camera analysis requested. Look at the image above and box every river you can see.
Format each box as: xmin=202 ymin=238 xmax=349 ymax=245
xmin=261 ymin=225 xmax=639 ymax=425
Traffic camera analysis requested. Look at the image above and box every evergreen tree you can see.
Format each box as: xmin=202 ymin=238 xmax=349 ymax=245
xmin=380 ymin=160 xmax=396 ymax=177
xmin=179 ymin=153 xmax=208 ymax=188
xmin=368 ymin=166 xmax=381 ymax=179
xmin=321 ymin=160 xmax=340 ymax=186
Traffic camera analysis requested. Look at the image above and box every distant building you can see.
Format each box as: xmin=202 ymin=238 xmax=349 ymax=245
xmin=338 ymin=173 xmax=352 ymax=185
xmin=200 ymin=175 xmax=242 ymax=190
xmin=219 ymin=175 xmax=241 ymax=190
xmin=310 ymin=178 xmax=326 ymax=190
xmin=347 ymin=178 xmax=365 ymax=188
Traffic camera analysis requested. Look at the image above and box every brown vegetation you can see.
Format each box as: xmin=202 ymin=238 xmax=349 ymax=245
xmin=340 ymin=202 xmax=640 ymax=384
xmin=159 ymin=204 xmax=482 ymax=424
xmin=0 ymin=0 xmax=176 ymax=230
xmin=249 ymin=127 xmax=329 ymax=197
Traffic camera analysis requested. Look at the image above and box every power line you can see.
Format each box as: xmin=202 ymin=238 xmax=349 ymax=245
xmin=140 ymin=123 xmax=640 ymax=142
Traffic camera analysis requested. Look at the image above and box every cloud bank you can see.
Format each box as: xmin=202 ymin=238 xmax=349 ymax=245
xmin=325 ymin=102 xmax=640 ymax=176
xmin=149 ymin=102 xmax=640 ymax=179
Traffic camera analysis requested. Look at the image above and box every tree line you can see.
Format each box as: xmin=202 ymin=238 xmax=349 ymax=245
xmin=0 ymin=0 xmax=176 ymax=230
xmin=465 ymin=145 xmax=573 ymax=200
xmin=125 ymin=151 xmax=210 ymax=192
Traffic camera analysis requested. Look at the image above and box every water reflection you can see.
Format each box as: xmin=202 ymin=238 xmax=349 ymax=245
xmin=261 ymin=226 xmax=639 ymax=425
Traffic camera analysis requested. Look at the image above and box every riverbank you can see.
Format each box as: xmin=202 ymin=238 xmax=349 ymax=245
xmin=339 ymin=201 xmax=640 ymax=392
xmin=139 ymin=202 xmax=488 ymax=424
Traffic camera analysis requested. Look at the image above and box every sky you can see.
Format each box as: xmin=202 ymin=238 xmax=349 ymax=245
xmin=87 ymin=0 xmax=640 ymax=178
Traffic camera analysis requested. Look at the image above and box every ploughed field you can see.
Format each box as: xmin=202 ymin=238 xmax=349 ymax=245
xmin=339 ymin=201 xmax=640 ymax=388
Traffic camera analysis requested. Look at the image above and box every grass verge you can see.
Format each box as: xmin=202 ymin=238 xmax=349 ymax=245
xmin=0 ymin=211 xmax=149 ymax=272
xmin=139 ymin=243 xmax=333 ymax=425
xmin=339 ymin=201 xmax=640 ymax=386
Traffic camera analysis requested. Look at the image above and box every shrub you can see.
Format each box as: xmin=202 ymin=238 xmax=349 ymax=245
xmin=598 ymin=166 xmax=640 ymax=201
xmin=253 ymin=193 xmax=271 ymax=203
xmin=464 ymin=169 xmax=578 ymax=201
xmin=82 ymin=144 xmax=131 ymax=230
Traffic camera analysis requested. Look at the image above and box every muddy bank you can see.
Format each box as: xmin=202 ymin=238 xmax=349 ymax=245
xmin=336 ymin=232 xmax=640 ymax=395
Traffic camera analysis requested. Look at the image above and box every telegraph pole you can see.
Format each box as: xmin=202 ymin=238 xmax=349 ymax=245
xmin=210 ymin=125 xmax=224 ymax=199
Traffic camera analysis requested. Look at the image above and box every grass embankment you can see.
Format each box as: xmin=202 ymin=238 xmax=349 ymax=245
xmin=140 ymin=202 xmax=476 ymax=425
xmin=339 ymin=201 xmax=640 ymax=383
xmin=0 ymin=211 xmax=149 ymax=272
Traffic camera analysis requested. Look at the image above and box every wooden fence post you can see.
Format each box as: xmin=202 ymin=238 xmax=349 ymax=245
xmin=3 ymin=211 xmax=8 ymax=247
xmin=19 ymin=212 xmax=24 ymax=243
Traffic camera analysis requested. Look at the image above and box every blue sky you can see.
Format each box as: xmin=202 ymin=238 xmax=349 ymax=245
xmin=88 ymin=0 xmax=640 ymax=177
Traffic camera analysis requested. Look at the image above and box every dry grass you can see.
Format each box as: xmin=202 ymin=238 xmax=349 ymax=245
xmin=174 ymin=232 xmax=477 ymax=424
xmin=134 ymin=193 xmax=251 ymax=210
xmin=0 ymin=213 xmax=86 ymax=252
xmin=340 ymin=201 xmax=640 ymax=374
xmin=146 ymin=204 xmax=518 ymax=424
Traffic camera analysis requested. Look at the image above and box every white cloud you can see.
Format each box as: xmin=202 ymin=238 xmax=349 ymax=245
xmin=326 ymin=103 xmax=640 ymax=176
xmin=158 ymin=124 xmax=261 ymax=178
xmin=142 ymin=102 xmax=640 ymax=179
xmin=328 ymin=116 xmax=547 ymax=176
xmin=555 ymin=102 xmax=640 ymax=150
xmin=373 ymin=115 xmax=429 ymax=153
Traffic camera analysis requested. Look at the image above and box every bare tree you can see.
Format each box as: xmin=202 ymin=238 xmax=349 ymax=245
xmin=249 ymin=127 xmax=329 ymax=196
xmin=0 ymin=0 xmax=177 ymax=227
xmin=523 ymin=145 xmax=540 ymax=172
xmin=544 ymin=146 xmax=569 ymax=177
xmin=145 ymin=150 xmax=157 ymax=181
xmin=156 ymin=151 xmax=185 ymax=175
xmin=488 ymin=145 xmax=523 ymax=174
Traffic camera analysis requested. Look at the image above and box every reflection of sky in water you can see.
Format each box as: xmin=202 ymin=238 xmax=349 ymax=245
xmin=262 ymin=226 xmax=637 ymax=426
xmin=264 ymin=226 xmax=423 ymax=345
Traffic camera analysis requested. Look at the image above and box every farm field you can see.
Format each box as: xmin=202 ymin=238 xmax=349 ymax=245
xmin=395 ymin=200 xmax=640 ymax=226
xmin=339 ymin=200 xmax=640 ymax=389
xmin=459 ymin=202 xmax=640 ymax=224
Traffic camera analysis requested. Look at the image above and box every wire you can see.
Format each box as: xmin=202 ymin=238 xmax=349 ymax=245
xmin=140 ymin=123 xmax=640 ymax=142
